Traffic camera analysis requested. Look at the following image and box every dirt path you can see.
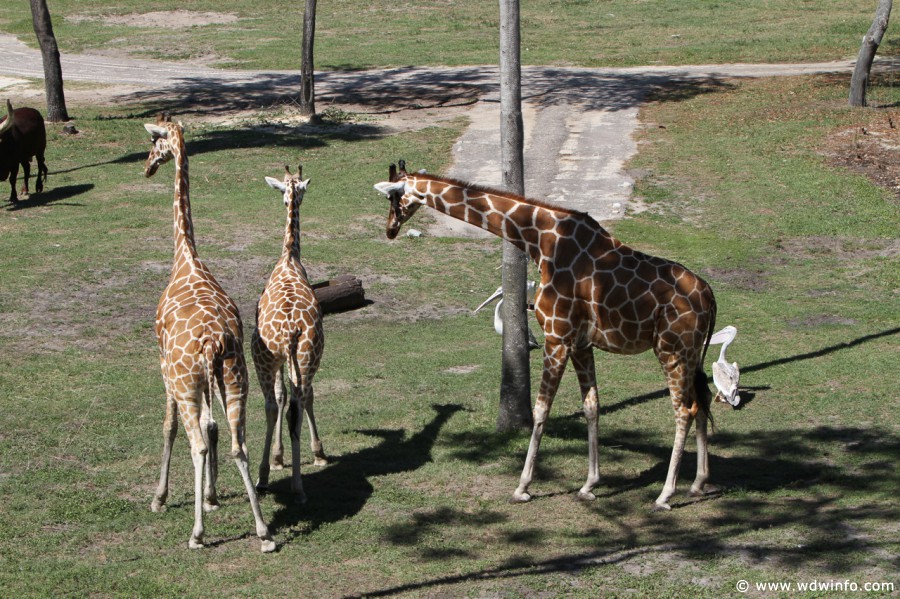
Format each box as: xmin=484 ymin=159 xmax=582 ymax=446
xmin=0 ymin=33 xmax=857 ymax=236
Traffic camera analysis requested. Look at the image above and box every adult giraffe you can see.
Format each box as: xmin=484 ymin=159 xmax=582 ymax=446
xmin=374 ymin=162 xmax=719 ymax=510
xmin=143 ymin=115 xmax=275 ymax=551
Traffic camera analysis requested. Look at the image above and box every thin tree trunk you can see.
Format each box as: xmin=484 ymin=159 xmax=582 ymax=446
xmin=497 ymin=0 xmax=533 ymax=432
xmin=30 ymin=0 xmax=68 ymax=122
xmin=849 ymin=0 xmax=892 ymax=107
xmin=300 ymin=0 xmax=318 ymax=121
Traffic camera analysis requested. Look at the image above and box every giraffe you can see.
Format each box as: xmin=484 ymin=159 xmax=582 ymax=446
xmin=374 ymin=162 xmax=719 ymax=510
xmin=142 ymin=115 xmax=276 ymax=552
xmin=252 ymin=165 xmax=327 ymax=501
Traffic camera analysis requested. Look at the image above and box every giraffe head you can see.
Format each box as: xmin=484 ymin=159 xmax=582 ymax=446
xmin=143 ymin=115 xmax=179 ymax=178
xmin=373 ymin=160 xmax=424 ymax=239
xmin=264 ymin=164 xmax=310 ymax=207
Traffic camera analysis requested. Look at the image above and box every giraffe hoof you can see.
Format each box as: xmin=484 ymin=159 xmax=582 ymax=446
xmin=688 ymin=484 xmax=721 ymax=498
xmin=577 ymin=490 xmax=598 ymax=502
xmin=510 ymin=490 xmax=532 ymax=503
xmin=203 ymin=501 xmax=220 ymax=513
xmin=652 ymin=502 xmax=672 ymax=512
xmin=188 ymin=537 xmax=204 ymax=550
xmin=260 ymin=539 xmax=277 ymax=553
xmin=150 ymin=499 xmax=166 ymax=513
xmin=313 ymin=456 xmax=328 ymax=467
xmin=271 ymin=463 xmax=284 ymax=471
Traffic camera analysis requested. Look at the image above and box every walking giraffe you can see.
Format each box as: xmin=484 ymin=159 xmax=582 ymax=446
xmin=374 ymin=162 xmax=719 ymax=510
xmin=253 ymin=165 xmax=326 ymax=501
xmin=143 ymin=115 xmax=276 ymax=551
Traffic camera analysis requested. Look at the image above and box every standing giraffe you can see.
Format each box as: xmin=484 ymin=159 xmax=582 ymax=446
xmin=253 ymin=165 xmax=326 ymax=501
xmin=143 ymin=116 xmax=276 ymax=552
xmin=374 ymin=162 xmax=719 ymax=510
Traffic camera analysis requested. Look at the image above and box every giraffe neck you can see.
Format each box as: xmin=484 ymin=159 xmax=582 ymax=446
xmin=406 ymin=175 xmax=612 ymax=264
xmin=170 ymin=136 xmax=198 ymax=262
xmin=281 ymin=199 xmax=302 ymax=263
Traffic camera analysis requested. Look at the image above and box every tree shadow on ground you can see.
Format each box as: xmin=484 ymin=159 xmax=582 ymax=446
xmin=359 ymin=422 xmax=897 ymax=598
xmin=265 ymin=403 xmax=464 ymax=544
xmin=50 ymin=121 xmax=385 ymax=180
xmin=113 ymin=68 xmax=735 ymax=118
xmin=365 ymin=328 xmax=900 ymax=596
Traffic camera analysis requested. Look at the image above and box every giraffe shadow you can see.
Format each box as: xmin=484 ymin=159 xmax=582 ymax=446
xmin=264 ymin=403 xmax=464 ymax=544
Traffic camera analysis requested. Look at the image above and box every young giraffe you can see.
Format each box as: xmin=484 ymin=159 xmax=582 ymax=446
xmin=375 ymin=162 xmax=719 ymax=510
xmin=253 ymin=165 xmax=326 ymax=501
xmin=143 ymin=116 xmax=276 ymax=552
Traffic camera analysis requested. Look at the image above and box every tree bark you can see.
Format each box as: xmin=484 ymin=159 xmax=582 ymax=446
xmin=30 ymin=0 xmax=69 ymax=122
xmin=849 ymin=0 xmax=892 ymax=107
xmin=300 ymin=0 xmax=318 ymax=121
xmin=497 ymin=0 xmax=533 ymax=432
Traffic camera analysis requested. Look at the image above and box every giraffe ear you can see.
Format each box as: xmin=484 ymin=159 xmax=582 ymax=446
xmin=299 ymin=178 xmax=311 ymax=190
xmin=265 ymin=176 xmax=287 ymax=193
xmin=374 ymin=181 xmax=405 ymax=196
xmin=144 ymin=124 xmax=168 ymax=140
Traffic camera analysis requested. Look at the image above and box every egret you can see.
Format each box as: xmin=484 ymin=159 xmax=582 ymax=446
xmin=474 ymin=281 xmax=540 ymax=350
xmin=709 ymin=325 xmax=741 ymax=407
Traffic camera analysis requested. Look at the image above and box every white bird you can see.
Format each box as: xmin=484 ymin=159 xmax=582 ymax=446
xmin=708 ymin=325 xmax=741 ymax=407
xmin=475 ymin=281 xmax=540 ymax=350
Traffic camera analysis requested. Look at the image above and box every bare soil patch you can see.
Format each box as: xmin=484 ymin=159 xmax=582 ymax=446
xmin=68 ymin=11 xmax=239 ymax=29
xmin=821 ymin=109 xmax=900 ymax=199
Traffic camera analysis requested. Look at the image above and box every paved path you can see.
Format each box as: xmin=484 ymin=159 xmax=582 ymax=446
xmin=0 ymin=33 xmax=857 ymax=236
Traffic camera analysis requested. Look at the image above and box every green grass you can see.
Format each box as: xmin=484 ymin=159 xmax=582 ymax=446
xmin=0 ymin=0 xmax=894 ymax=69
xmin=0 ymin=38 xmax=898 ymax=599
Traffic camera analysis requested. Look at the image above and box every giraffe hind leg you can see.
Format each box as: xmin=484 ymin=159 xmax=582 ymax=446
xmin=224 ymin=373 xmax=277 ymax=553
xmin=571 ymin=348 xmax=600 ymax=501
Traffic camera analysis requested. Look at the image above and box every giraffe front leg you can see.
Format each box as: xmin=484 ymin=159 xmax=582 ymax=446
xmin=151 ymin=391 xmax=178 ymax=513
xmin=571 ymin=348 xmax=600 ymax=501
xmin=255 ymin=369 xmax=279 ymax=491
xmin=512 ymin=341 xmax=568 ymax=503
xmin=287 ymin=395 xmax=307 ymax=502
xmin=303 ymin=385 xmax=328 ymax=466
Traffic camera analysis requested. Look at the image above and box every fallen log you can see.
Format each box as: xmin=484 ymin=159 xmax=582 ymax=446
xmin=312 ymin=275 xmax=366 ymax=314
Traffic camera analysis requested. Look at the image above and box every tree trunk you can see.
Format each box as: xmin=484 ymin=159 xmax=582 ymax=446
xmin=300 ymin=0 xmax=318 ymax=121
xmin=497 ymin=0 xmax=533 ymax=432
xmin=849 ymin=0 xmax=892 ymax=107
xmin=30 ymin=0 xmax=69 ymax=122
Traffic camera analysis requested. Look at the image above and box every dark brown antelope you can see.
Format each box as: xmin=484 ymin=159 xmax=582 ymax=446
xmin=0 ymin=99 xmax=48 ymax=204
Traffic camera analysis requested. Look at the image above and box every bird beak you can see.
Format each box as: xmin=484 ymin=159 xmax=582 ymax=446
xmin=474 ymin=286 xmax=504 ymax=314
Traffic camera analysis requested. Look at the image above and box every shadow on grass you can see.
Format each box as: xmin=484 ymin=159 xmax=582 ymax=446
xmin=357 ymin=423 xmax=898 ymax=597
xmin=4 ymin=183 xmax=94 ymax=210
xmin=53 ymin=120 xmax=385 ymax=179
xmin=265 ymin=403 xmax=464 ymax=543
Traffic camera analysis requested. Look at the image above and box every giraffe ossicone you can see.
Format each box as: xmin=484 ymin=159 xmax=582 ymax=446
xmin=252 ymin=164 xmax=327 ymax=503
xmin=374 ymin=160 xmax=726 ymax=510
xmin=143 ymin=115 xmax=276 ymax=552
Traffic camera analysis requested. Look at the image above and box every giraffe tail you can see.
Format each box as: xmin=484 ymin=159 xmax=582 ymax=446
xmin=201 ymin=334 xmax=228 ymax=410
xmin=286 ymin=329 xmax=303 ymax=397
xmin=201 ymin=333 xmax=224 ymax=455
xmin=696 ymin=296 xmax=717 ymax=434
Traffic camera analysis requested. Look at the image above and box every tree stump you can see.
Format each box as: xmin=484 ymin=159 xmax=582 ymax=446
xmin=312 ymin=275 xmax=366 ymax=314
